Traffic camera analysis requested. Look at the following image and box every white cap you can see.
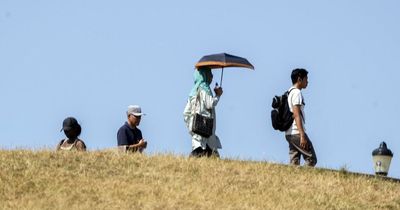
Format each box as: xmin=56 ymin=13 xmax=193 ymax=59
xmin=127 ymin=105 xmax=145 ymax=116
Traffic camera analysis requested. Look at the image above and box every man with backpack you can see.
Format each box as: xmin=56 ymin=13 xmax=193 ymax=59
xmin=271 ymin=69 xmax=317 ymax=166
xmin=285 ymin=68 xmax=317 ymax=166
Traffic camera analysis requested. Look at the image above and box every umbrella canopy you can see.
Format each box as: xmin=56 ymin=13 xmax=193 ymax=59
xmin=195 ymin=53 xmax=254 ymax=70
xmin=195 ymin=53 xmax=254 ymax=87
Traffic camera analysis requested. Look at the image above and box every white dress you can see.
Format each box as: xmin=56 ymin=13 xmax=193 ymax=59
xmin=183 ymin=89 xmax=222 ymax=151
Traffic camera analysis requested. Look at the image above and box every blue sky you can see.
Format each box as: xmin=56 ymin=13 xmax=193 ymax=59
xmin=1 ymin=0 xmax=400 ymax=177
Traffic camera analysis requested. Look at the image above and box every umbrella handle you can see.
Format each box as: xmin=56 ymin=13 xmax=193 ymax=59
xmin=220 ymin=67 xmax=224 ymax=87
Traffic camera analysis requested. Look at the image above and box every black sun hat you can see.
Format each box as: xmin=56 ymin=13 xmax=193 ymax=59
xmin=60 ymin=117 xmax=80 ymax=132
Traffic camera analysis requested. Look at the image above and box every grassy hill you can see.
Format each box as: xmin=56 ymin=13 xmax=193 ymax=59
xmin=1 ymin=150 xmax=399 ymax=209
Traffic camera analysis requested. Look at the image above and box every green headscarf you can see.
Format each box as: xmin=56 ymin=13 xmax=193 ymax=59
xmin=189 ymin=67 xmax=213 ymax=98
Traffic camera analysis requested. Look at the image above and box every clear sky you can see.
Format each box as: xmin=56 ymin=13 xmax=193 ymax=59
xmin=1 ymin=0 xmax=400 ymax=177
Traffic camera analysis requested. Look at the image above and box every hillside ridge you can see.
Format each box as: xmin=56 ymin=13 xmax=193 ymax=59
xmin=1 ymin=150 xmax=399 ymax=209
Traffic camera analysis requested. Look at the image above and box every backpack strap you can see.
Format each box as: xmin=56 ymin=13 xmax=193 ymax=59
xmin=287 ymin=87 xmax=297 ymax=94
xmin=194 ymin=88 xmax=213 ymax=117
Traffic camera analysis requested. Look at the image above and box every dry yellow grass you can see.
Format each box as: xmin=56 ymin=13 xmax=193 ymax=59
xmin=1 ymin=150 xmax=400 ymax=210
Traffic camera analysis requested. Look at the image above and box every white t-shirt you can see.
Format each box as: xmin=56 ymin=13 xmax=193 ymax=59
xmin=285 ymin=87 xmax=306 ymax=135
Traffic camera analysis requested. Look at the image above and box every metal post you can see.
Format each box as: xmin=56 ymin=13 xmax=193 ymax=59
xmin=220 ymin=67 xmax=224 ymax=87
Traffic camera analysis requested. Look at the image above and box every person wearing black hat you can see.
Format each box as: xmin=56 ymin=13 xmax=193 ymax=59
xmin=56 ymin=117 xmax=87 ymax=151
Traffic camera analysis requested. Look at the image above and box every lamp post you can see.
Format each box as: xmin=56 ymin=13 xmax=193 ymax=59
xmin=372 ymin=142 xmax=393 ymax=176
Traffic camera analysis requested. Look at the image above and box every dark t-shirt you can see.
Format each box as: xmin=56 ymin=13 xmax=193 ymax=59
xmin=117 ymin=122 xmax=143 ymax=146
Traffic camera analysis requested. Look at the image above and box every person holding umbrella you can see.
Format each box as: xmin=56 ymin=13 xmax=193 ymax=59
xmin=184 ymin=66 xmax=223 ymax=157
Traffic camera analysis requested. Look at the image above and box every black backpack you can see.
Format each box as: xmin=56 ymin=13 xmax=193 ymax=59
xmin=271 ymin=89 xmax=295 ymax=131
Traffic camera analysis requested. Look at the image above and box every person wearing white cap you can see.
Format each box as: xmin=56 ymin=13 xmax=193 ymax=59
xmin=117 ymin=105 xmax=147 ymax=153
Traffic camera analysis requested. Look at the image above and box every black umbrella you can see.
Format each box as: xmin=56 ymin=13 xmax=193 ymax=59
xmin=195 ymin=53 xmax=254 ymax=86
